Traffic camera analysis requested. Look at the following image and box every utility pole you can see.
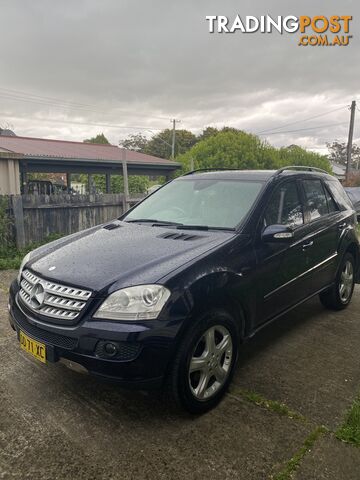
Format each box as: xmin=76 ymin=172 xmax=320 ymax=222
xmin=171 ymin=119 xmax=180 ymax=160
xmin=345 ymin=100 xmax=356 ymax=183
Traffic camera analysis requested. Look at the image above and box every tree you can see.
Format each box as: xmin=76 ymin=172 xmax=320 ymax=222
xmin=119 ymin=133 xmax=148 ymax=152
xmin=177 ymin=130 xmax=331 ymax=174
xmin=78 ymin=174 xmax=150 ymax=194
xmin=197 ymin=127 xmax=220 ymax=141
xmin=278 ymin=145 xmax=331 ymax=172
xmin=144 ymin=129 xmax=197 ymax=159
xmin=83 ymin=133 xmax=110 ymax=144
xmin=81 ymin=133 xmax=149 ymax=193
xmin=327 ymin=141 xmax=360 ymax=169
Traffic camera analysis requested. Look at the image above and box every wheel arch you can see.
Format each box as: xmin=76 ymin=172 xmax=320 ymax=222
xmin=173 ymin=271 xmax=252 ymax=345
xmin=345 ymin=241 xmax=360 ymax=281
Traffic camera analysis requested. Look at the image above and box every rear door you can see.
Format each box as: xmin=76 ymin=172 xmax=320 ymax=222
xmin=299 ymin=178 xmax=341 ymax=294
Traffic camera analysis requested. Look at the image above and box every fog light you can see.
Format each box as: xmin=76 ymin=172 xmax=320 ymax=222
xmin=104 ymin=342 xmax=118 ymax=356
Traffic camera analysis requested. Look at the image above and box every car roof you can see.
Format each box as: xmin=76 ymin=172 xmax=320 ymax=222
xmin=179 ymin=169 xmax=334 ymax=182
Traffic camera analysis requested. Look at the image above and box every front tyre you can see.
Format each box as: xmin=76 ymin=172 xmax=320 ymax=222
xmin=319 ymin=252 xmax=355 ymax=310
xmin=169 ymin=309 xmax=239 ymax=414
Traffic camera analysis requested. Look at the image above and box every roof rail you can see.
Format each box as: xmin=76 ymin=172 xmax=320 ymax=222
xmin=182 ymin=168 xmax=240 ymax=176
xmin=276 ymin=165 xmax=329 ymax=175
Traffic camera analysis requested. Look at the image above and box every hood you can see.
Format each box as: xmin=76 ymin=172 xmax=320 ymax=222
xmin=28 ymin=221 xmax=235 ymax=292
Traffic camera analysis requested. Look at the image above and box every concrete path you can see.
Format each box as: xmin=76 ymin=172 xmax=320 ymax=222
xmin=0 ymin=270 xmax=359 ymax=479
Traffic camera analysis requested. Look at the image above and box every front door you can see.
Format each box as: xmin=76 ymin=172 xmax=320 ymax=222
xmin=254 ymin=179 xmax=310 ymax=324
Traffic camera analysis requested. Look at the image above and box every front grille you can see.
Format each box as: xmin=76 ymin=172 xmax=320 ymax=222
xmin=13 ymin=311 xmax=78 ymax=350
xmin=19 ymin=269 xmax=92 ymax=322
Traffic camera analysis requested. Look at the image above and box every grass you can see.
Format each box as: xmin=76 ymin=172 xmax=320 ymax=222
xmin=336 ymin=396 xmax=360 ymax=447
xmin=0 ymin=234 xmax=63 ymax=271
xmin=273 ymin=426 xmax=328 ymax=480
xmin=229 ymin=387 xmax=307 ymax=422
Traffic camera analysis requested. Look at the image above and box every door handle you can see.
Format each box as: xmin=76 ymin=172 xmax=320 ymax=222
xmin=302 ymin=240 xmax=314 ymax=250
xmin=338 ymin=222 xmax=347 ymax=230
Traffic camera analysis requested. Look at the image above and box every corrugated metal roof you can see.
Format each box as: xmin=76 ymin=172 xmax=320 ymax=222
xmin=0 ymin=135 xmax=177 ymax=166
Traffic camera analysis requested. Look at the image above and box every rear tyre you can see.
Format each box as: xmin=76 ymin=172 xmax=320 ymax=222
xmin=319 ymin=252 xmax=355 ymax=311
xmin=169 ymin=309 xmax=239 ymax=414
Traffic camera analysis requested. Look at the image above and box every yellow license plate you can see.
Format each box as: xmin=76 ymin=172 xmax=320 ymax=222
xmin=19 ymin=330 xmax=46 ymax=364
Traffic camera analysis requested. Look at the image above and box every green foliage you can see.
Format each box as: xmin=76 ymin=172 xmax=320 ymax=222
xmin=278 ymin=145 xmax=332 ymax=172
xmin=197 ymin=126 xmax=220 ymax=142
xmin=336 ymin=396 xmax=360 ymax=446
xmin=144 ymin=129 xmax=197 ymax=159
xmin=274 ymin=426 xmax=328 ymax=480
xmin=0 ymin=197 xmax=12 ymax=251
xmin=0 ymin=233 xmax=63 ymax=271
xmin=79 ymin=174 xmax=150 ymax=194
xmin=119 ymin=133 xmax=148 ymax=152
xmin=231 ymin=386 xmax=306 ymax=422
xmin=176 ymin=131 xmax=331 ymax=174
xmin=83 ymin=133 xmax=110 ymax=144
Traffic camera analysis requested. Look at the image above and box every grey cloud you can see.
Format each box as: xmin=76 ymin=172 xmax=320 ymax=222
xmin=0 ymin=0 xmax=359 ymax=151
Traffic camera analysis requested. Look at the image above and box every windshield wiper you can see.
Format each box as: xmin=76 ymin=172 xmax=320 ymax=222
xmin=176 ymin=225 xmax=235 ymax=232
xmin=125 ymin=219 xmax=235 ymax=231
xmin=125 ymin=219 xmax=182 ymax=226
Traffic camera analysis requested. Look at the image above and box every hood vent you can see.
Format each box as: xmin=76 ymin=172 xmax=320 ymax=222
xmin=103 ymin=223 xmax=121 ymax=231
xmin=158 ymin=232 xmax=204 ymax=241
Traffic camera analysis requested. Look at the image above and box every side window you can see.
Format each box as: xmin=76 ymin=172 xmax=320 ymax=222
xmin=324 ymin=185 xmax=339 ymax=213
xmin=302 ymin=179 xmax=328 ymax=221
xmin=264 ymin=181 xmax=304 ymax=227
xmin=327 ymin=181 xmax=353 ymax=211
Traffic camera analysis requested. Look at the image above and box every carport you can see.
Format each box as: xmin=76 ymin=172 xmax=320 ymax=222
xmin=0 ymin=135 xmax=181 ymax=195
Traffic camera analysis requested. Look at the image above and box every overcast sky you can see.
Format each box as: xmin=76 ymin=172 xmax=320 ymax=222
xmin=0 ymin=0 xmax=359 ymax=154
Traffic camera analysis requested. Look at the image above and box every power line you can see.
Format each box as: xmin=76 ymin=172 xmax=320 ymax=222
xmin=0 ymin=87 xmax=93 ymax=108
xmin=2 ymin=114 xmax=165 ymax=131
xmin=255 ymin=105 xmax=347 ymax=135
xmin=257 ymin=121 xmax=348 ymax=136
xmin=0 ymin=86 xmax=171 ymax=122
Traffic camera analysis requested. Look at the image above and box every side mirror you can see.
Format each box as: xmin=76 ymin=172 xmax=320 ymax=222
xmin=262 ymin=224 xmax=294 ymax=243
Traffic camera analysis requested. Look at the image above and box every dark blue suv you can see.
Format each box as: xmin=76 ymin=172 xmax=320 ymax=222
xmin=8 ymin=166 xmax=360 ymax=413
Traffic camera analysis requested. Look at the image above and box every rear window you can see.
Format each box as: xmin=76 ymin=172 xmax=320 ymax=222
xmin=324 ymin=185 xmax=338 ymax=213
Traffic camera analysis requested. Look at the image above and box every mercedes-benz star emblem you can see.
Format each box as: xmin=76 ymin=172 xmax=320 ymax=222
xmin=29 ymin=282 xmax=45 ymax=309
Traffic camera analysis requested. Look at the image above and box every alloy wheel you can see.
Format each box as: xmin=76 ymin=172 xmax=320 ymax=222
xmin=188 ymin=325 xmax=233 ymax=401
xmin=339 ymin=260 xmax=354 ymax=303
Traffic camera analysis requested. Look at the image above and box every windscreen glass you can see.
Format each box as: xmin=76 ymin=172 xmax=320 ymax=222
xmin=124 ymin=178 xmax=264 ymax=229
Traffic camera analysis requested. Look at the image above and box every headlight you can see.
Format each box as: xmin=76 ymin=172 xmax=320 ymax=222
xmin=17 ymin=252 xmax=32 ymax=284
xmin=93 ymin=285 xmax=171 ymax=321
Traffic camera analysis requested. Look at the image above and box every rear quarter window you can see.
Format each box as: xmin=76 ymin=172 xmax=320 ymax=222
xmin=327 ymin=181 xmax=354 ymax=211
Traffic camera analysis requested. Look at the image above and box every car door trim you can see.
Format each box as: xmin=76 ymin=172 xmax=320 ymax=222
xmin=264 ymin=252 xmax=338 ymax=300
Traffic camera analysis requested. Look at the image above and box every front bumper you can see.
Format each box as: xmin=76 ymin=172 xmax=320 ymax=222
xmin=8 ymin=281 xmax=184 ymax=389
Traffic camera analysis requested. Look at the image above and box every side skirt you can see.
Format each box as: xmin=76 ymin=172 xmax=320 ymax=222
xmin=245 ymin=283 xmax=333 ymax=341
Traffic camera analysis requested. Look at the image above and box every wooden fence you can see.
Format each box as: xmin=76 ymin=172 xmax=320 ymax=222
xmin=1 ymin=193 xmax=144 ymax=247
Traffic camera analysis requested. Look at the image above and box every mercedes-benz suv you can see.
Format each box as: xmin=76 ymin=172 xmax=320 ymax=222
xmin=8 ymin=166 xmax=360 ymax=413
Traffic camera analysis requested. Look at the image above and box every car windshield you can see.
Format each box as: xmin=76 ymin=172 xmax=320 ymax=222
xmin=124 ymin=178 xmax=264 ymax=230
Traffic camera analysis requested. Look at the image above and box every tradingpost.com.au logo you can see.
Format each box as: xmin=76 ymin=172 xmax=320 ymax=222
xmin=205 ymin=15 xmax=353 ymax=46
